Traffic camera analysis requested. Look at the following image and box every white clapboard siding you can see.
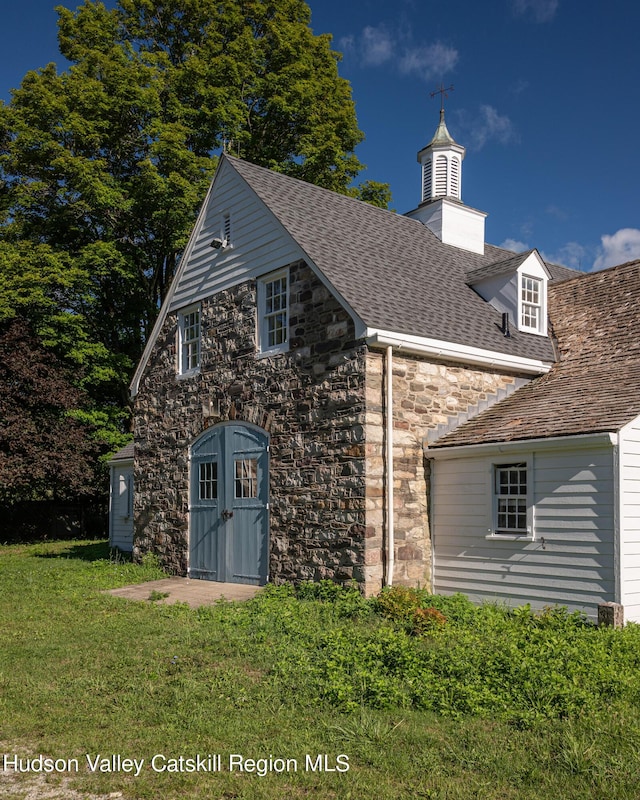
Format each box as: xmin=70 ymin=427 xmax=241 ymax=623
xmin=618 ymin=414 xmax=640 ymax=622
xmin=109 ymin=462 xmax=134 ymax=552
xmin=169 ymin=159 xmax=306 ymax=312
xmin=431 ymin=442 xmax=616 ymax=618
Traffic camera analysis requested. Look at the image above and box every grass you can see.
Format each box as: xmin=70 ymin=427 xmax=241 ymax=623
xmin=1 ymin=540 xmax=640 ymax=799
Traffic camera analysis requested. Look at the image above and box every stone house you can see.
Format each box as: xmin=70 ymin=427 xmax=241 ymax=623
xmin=121 ymin=110 xmax=640 ymax=620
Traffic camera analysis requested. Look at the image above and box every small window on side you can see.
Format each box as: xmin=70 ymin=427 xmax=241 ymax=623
xmin=178 ymin=305 xmax=201 ymax=375
xmin=493 ymin=462 xmax=532 ymax=536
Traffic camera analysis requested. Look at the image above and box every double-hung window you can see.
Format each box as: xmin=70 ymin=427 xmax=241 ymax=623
xmin=178 ymin=305 xmax=201 ymax=375
xmin=493 ymin=462 xmax=531 ymax=536
xmin=520 ymin=275 xmax=542 ymax=333
xmin=257 ymin=270 xmax=288 ymax=355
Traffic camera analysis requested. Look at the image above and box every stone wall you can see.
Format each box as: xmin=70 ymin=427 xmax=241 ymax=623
xmin=364 ymin=350 xmax=522 ymax=594
xmin=134 ymin=260 xmax=367 ymax=584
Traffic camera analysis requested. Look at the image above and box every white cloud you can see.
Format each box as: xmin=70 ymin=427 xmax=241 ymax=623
xmin=543 ymin=242 xmax=588 ymax=270
xmin=337 ymin=34 xmax=355 ymax=55
xmin=343 ymin=24 xmax=458 ymax=82
xmin=545 ymin=204 xmax=569 ymax=221
xmin=361 ymin=25 xmax=394 ymax=66
xmin=500 ymin=238 xmax=530 ymax=252
xmin=468 ymin=105 xmax=517 ymax=150
xmin=512 ymin=79 xmax=529 ymax=96
xmin=399 ymin=42 xmax=459 ymax=80
xmin=592 ymin=228 xmax=640 ymax=270
xmin=512 ymin=0 xmax=559 ymax=23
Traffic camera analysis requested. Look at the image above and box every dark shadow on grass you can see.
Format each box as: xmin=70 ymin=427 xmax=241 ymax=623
xmin=34 ymin=541 xmax=120 ymax=562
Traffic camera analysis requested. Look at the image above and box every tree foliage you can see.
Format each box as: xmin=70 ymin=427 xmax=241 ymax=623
xmin=0 ymin=0 xmax=388 ymax=466
xmin=0 ymin=0 xmax=389 ymax=496
xmin=1 ymin=0 xmax=371 ymax=318
xmin=0 ymin=318 xmax=102 ymax=504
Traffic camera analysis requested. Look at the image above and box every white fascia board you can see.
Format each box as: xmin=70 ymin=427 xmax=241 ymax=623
xmin=130 ymin=172 xmax=218 ymax=398
xmin=365 ymin=328 xmax=552 ymax=375
xmin=426 ymin=431 xmax=618 ymax=460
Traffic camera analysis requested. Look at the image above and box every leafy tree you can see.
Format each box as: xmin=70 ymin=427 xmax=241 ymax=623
xmin=0 ymin=1 xmax=393 ymax=500
xmin=351 ymin=179 xmax=393 ymax=209
xmin=0 ymin=240 xmax=131 ymax=449
xmin=0 ymin=0 xmax=389 ymax=456
xmin=0 ymin=318 xmax=102 ymax=505
xmin=1 ymin=0 xmax=374 ymax=316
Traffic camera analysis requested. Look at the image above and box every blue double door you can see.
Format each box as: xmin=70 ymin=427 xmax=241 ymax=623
xmin=189 ymin=423 xmax=269 ymax=585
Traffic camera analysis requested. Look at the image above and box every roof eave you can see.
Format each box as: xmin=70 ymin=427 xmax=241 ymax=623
xmin=365 ymin=328 xmax=552 ymax=375
xmin=425 ymin=430 xmax=618 ymax=459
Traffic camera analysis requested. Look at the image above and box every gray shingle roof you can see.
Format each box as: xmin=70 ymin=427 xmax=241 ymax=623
xmin=430 ymin=259 xmax=640 ymax=447
xmin=227 ymin=156 xmax=577 ymax=364
xmin=465 ymin=251 xmax=536 ymax=284
xmin=109 ymin=442 xmax=134 ymax=462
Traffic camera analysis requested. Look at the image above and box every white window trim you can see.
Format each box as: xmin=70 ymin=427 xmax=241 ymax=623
xmin=177 ymin=303 xmax=201 ymax=377
xmin=518 ymin=273 xmax=547 ymax=336
xmin=486 ymin=456 xmax=535 ymax=540
xmin=256 ymin=269 xmax=289 ymax=357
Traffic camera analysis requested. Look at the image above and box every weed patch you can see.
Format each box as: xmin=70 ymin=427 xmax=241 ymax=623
xmin=2 ymin=544 xmax=640 ymax=799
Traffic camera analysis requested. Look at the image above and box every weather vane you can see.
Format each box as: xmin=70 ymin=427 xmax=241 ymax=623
xmin=430 ymin=83 xmax=454 ymax=112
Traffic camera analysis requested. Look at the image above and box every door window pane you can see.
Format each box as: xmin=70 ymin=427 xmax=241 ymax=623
xmin=199 ymin=461 xmax=217 ymax=499
xmin=235 ymin=458 xmax=257 ymax=498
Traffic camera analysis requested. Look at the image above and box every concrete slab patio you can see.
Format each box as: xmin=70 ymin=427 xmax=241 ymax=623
xmin=107 ymin=577 xmax=262 ymax=608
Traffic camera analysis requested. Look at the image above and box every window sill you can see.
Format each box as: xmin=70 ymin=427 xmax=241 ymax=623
xmin=518 ymin=325 xmax=547 ymax=337
xmin=177 ymin=367 xmax=201 ymax=380
xmin=255 ymin=346 xmax=289 ymax=359
xmin=486 ymin=532 xmax=534 ymax=541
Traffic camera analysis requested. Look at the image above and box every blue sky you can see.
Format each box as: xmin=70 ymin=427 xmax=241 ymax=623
xmin=2 ymin=0 xmax=639 ymax=271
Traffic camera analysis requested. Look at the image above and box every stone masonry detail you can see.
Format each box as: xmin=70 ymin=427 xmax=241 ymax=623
xmin=364 ymin=351 xmax=519 ymax=593
xmin=134 ymin=261 xmax=367 ymax=584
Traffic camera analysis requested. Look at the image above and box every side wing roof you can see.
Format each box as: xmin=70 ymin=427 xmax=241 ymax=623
xmin=430 ymin=259 xmax=640 ymax=447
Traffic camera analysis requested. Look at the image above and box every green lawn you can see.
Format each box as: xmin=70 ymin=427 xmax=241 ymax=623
xmin=1 ymin=539 xmax=640 ymax=799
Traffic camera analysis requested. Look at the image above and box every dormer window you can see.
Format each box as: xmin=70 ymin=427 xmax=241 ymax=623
xmin=465 ymin=250 xmax=549 ymax=337
xmin=520 ymin=276 xmax=542 ymax=332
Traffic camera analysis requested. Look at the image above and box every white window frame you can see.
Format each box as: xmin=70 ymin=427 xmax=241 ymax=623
xmin=519 ymin=274 xmax=545 ymax=335
xmin=488 ymin=458 xmax=534 ymax=540
xmin=118 ymin=471 xmax=133 ymax=519
xmin=257 ymin=269 xmax=289 ymax=356
xmin=177 ymin=304 xmax=201 ymax=376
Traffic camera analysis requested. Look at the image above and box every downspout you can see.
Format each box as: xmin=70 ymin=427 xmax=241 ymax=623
xmin=385 ymin=345 xmax=395 ymax=586
xmin=613 ymin=439 xmax=621 ymax=606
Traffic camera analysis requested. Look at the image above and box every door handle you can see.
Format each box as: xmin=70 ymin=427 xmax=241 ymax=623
xmin=221 ymin=509 xmax=234 ymax=521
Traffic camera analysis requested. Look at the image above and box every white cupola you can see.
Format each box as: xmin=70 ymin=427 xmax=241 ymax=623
xmin=418 ymin=108 xmax=465 ymax=202
xmin=406 ymin=108 xmax=487 ymax=255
